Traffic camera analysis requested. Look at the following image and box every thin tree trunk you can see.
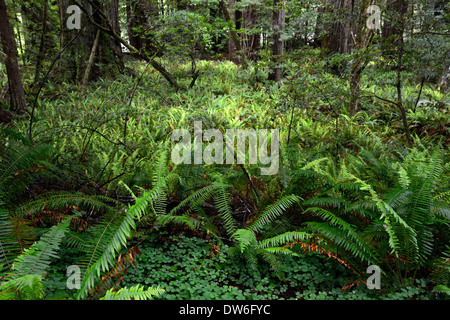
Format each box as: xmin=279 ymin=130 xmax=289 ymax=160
xmin=219 ymin=0 xmax=242 ymax=63
xmin=14 ymin=13 xmax=26 ymax=66
xmin=395 ymin=11 xmax=413 ymax=147
xmin=349 ymin=0 xmax=372 ymax=116
xmin=268 ymin=0 xmax=285 ymax=83
xmin=0 ymin=0 xmax=27 ymax=114
xmin=382 ymin=0 xmax=408 ymax=57
xmin=439 ymin=51 xmax=450 ymax=93
xmin=108 ymin=0 xmax=123 ymax=69
xmin=34 ymin=0 xmax=49 ymax=85
xmin=81 ymin=29 xmax=101 ymax=95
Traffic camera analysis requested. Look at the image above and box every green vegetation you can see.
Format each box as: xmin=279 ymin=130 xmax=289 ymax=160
xmin=0 ymin=0 xmax=449 ymax=301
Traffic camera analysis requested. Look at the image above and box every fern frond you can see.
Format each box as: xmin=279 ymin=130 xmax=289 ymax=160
xmin=255 ymin=248 xmax=286 ymax=280
xmin=0 ymin=274 xmax=44 ymax=300
xmin=300 ymin=157 xmax=333 ymax=180
xmin=0 ymin=204 xmax=20 ymax=271
xmin=88 ymin=245 xmax=141 ymax=300
xmin=75 ymin=209 xmax=135 ymax=300
xmin=432 ymin=285 xmax=450 ymax=296
xmin=263 ymin=247 xmax=298 ymax=256
xmin=303 ymin=196 xmax=349 ymax=210
xmin=247 ymin=195 xmax=301 ymax=233
xmin=257 ymin=231 xmax=311 ymax=250
xmin=232 ymin=229 xmax=257 ymax=254
xmin=434 ymin=190 xmax=450 ymax=204
xmin=151 ymin=147 xmax=170 ymax=216
xmin=15 ymin=191 xmax=119 ymax=219
xmin=214 ymin=183 xmax=237 ymax=237
xmin=241 ymin=247 xmax=259 ymax=274
xmin=169 ymin=184 xmax=218 ymax=216
xmin=339 ymin=165 xmax=415 ymax=256
xmin=125 ymin=172 xmax=178 ymax=220
xmin=155 ymin=214 xmax=201 ymax=231
xmin=0 ymin=144 xmax=53 ymax=205
xmin=12 ymin=216 xmax=72 ymax=278
xmin=306 ymin=218 xmax=379 ymax=264
xmin=9 ymin=217 xmax=37 ymax=257
xmin=100 ymin=285 xmax=164 ymax=300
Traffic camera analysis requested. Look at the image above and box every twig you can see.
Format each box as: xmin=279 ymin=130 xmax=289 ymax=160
xmin=361 ymin=94 xmax=399 ymax=107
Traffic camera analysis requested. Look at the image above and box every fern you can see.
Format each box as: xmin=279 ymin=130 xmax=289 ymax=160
xmin=0 ymin=204 xmax=20 ymax=271
xmin=247 ymin=194 xmax=302 ymax=233
xmin=0 ymin=142 xmax=53 ymax=206
xmin=76 ymin=164 xmax=179 ymax=299
xmin=88 ymin=245 xmax=141 ymax=300
xmin=222 ymin=191 xmax=312 ymax=280
xmin=0 ymin=216 xmax=73 ymax=300
xmin=299 ymin=147 xmax=449 ymax=279
xmin=339 ymin=164 xmax=415 ymax=257
xmin=304 ymin=220 xmax=378 ymax=264
xmin=12 ymin=216 xmax=73 ymax=278
xmin=214 ymin=180 xmax=237 ymax=237
xmin=0 ymin=274 xmax=44 ymax=300
xmin=257 ymin=231 xmax=311 ymax=252
xmin=233 ymin=229 xmax=257 ymax=253
xmin=432 ymin=285 xmax=450 ymax=296
xmin=254 ymin=247 xmax=287 ymax=280
xmin=75 ymin=208 xmax=136 ymax=300
xmin=15 ymin=191 xmax=119 ymax=219
xmin=100 ymin=284 xmax=164 ymax=300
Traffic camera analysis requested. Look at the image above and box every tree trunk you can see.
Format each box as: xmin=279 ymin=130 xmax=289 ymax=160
xmin=219 ymin=0 xmax=242 ymax=63
xmin=126 ymin=0 xmax=160 ymax=57
xmin=381 ymin=0 xmax=408 ymax=58
xmin=268 ymin=0 xmax=285 ymax=83
xmin=439 ymin=51 xmax=449 ymax=93
xmin=34 ymin=0 xmax=49 ymax=84
xmin=108 ymin=0 xmax=124 ymax=70
xmin=81 ymin=29 xmax=101 ymax=95
xmin=349 ymin=0 xmax=373 ymax=116
xmin=387 ymin=0 xmax=412 ymax=146
xmin=78 ymin=0 xmax=179 ymax=91
xmin=326 ymin=0 xmax=352 ymax=54
xmin=396 ymin=33 xmax=413 ymax=147
xmin=0 ymin=0 xmax=27 ymax=114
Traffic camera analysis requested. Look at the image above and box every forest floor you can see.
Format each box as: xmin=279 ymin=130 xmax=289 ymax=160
xmin=3 ymin=54 xmax=449 ymax=300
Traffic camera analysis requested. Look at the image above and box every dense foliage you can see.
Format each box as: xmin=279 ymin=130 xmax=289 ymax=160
xmin=0 ymin=0 xmax=449 ymax=301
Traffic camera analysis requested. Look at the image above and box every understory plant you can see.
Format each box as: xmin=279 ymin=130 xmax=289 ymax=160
xmin=297 ymin=146 xmax=450 ymax=288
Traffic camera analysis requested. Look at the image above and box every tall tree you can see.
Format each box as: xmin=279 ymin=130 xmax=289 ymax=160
xmin=381 ymin=0 xmax=408 ymax=57
xmin=107 ymin=0 xmax=123 ymax=69
xmin=77 ymin=0 xmax=179 ymax=90
xmin=219 ymin=0 xmax=243 ymax=63
xmin=319 ymin=0 xmax=353 ymax=54
xmin=33 ymin=0 xmax=49 ymax=84
xmin=348 ymin=0 xmax=373 ymax=116
xmin=0 ymin=0 xmax=27 ymax=114
xmin=126 ymin=0 xmax=159 ymax=57
xmin=381 ymin=0 xmax=413 ymax=146
xmin=268 ymin=0 xmax=286 ymax=83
